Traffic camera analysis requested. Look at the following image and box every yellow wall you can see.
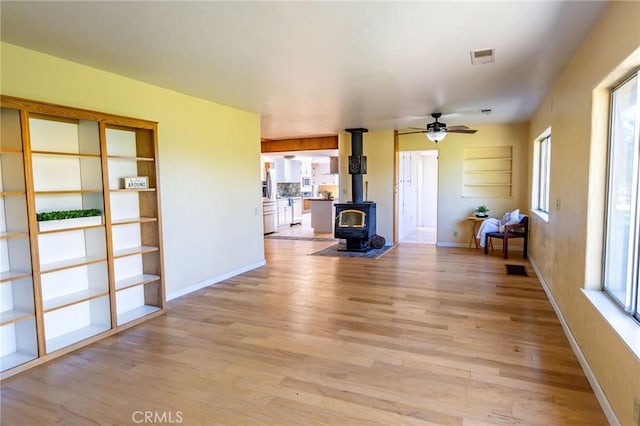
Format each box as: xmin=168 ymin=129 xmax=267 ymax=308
xmin=1 ymin=43 xmax=264 ymax=298
xmin=528 ymin=2 xmax=640 ymax=424
xmin=399 ymin=124 xmax=529 ymax=246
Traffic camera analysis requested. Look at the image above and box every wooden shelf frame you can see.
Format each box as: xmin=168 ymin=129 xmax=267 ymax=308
xmin=115 ymin=274 xmax=160 ymax=292
xmin=37 ymin=223 xmax=105 ymax=236
xmin=0 ymin=310 xmax=35 ymax=327
xmin=0 ymin=95 xmax=166 ymax=378
xmin=0 ymin=147 xmax=22 ymax=154
xmin=0 ymin=232 xmax=29 ymax=240
xmin=111 ymin=217 xmax=157 ymax=226
xmin=107 ymin=155 xmax=155 ymax=162
xmin=42 ymin=288 xmax=110 ymax=313
xmin=0 ymin=270 xmax=32 ymax=283
xmin=31 ymin=150 xmax=101 ymax=158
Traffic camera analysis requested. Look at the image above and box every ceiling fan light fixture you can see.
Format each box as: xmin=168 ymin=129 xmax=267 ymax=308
xmin=426 ymin=131 xmax=447 ymax=143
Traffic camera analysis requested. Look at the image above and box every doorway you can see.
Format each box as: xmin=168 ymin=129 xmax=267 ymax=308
xmin=398 ymin=150 xmax=438 ymax=244
xmin=261 ymin=150 xmax=338 ymax=240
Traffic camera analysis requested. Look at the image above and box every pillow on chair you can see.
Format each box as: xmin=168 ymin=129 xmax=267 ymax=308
xmin=508 ymin=209 xmax=520 ymax=225
xmin=499 ymin=209 xmax=520 ymax=232
xmin=501 ymin=212 xmax=510 ymax=225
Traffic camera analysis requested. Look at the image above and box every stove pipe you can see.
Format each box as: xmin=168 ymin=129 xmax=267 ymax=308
xmin=346 ymin=128 xmax=368 ymax=204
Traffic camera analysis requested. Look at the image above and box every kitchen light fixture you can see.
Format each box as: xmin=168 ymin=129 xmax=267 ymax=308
xmin=426 ymin=130 xmax=447 ymax=143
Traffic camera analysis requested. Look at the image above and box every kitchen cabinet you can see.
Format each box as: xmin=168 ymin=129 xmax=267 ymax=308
xmin=274 ymin=158 xmax=301 ymax=183
xmin=262 ymin=201 xmax=276 ymax=234
xmin=277 ymin=199 xmax=290 ymax=227
xmin=311 ymin=162 xmax=338 ymax=185
xmin=292 ymin=198 xmax=302 ymax=224
xmin=276 ymin=198 xmax=302 ymax=227
xmin=300 ymin=160 xmax=312 ymax=177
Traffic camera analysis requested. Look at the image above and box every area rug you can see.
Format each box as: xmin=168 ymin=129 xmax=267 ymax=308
xmin=265 ymin=235 xmax=336 ymax=242
xmin=310 ymin=243 xmax=394 ymax=259
xmin=505 ymin=264 xmax=527 ymax=276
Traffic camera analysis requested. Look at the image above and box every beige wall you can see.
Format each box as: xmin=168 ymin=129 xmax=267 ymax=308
xmin=528 ymin=2 xmax=640 ymax=424
xmin=1 ymin=43 xmax=265 ymax=299
xmin=399 ymin=124 xmax=529 ymax=246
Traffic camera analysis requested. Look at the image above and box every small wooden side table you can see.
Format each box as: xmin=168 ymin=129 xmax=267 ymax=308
xmin=466 ymin=216 xmax=486 ymax=249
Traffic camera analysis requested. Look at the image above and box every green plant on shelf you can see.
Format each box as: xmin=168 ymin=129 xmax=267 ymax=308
xmin=36 ymin=208 xmax=102 ymax=222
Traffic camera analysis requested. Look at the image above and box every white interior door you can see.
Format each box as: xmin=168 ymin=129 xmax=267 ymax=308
xmin=399 ymin=151 xmax=437 ymax=244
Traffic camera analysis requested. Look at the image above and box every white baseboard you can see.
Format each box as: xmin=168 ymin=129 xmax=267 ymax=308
xmin=435 ymin=242 xmax=468 ymax=248
xmin=166 ymin=260 xmax=266 ymax=301
xmin=529 ymin=256 xmax=619 ymax=426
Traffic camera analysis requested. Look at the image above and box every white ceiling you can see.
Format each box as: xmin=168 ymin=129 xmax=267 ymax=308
xmin=1 ymin=1 xmax=608 ymax=139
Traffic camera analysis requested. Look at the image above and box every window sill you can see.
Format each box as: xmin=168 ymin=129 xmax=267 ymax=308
xmin=531 ymin=209 xmax=549 ymax=222
xmin=582 ymin=289 xmax=640 ymax=361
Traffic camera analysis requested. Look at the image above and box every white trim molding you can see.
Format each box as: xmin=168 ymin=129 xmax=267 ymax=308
xmin=166 ymin=260 xmax=266 ymax=301
xmin=436 ymin=242 xmax=468 ymax=248
xmin=529 ymin=256 xmax=619 ymax=426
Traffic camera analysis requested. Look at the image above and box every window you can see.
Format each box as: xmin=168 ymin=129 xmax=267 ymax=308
xmin=532 ymin=129 xmax=551 ymax=216
xmin=603 ymin=70 xmax=639 ymax=321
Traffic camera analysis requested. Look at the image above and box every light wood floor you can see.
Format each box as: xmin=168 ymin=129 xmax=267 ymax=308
xmin=1 ymin=241 xmax=607 ymax=425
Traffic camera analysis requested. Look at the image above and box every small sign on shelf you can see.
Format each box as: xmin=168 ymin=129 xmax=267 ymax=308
xmin=123 ymin=176 xmax=149 ymax=189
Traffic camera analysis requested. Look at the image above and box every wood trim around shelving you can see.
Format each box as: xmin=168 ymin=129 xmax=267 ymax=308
xmin=109 ymin=188 xmax=157 ymax=192
xmin=148 ymin=124 xmax=165 ymax=309
xmin=0 ymin=310 xmax=35 ymax=327
xmin=31 ymin=150 xmax=102 ymax=158
xmin=0 ymin=270 xmax=32 ymax=283
xmin=106 ymin=155 xmax=154 ymax=162
xmin=99 ymin=121 xmax=118 ymax=328
xmin=34 ymin=189 xmax=104 ymax=195
xmin=0 ymin=147 xmax=22 ymax=154
xmin=0 ymin=231 xmax=29 ymax=240
xmin=111 ymin=217 xmax=157 ymax=226
xmin=40 ymin=256 xmax=107 ymax=275
xmin=36 ymin=223 xmax=105 ymax=235
xmin=42 ymin=289 xmax=110 ymax=313
xmin=1 ymin=95 xmax=157 ymax=129
xmin=19 ymin=108 xmax=47 ymax=357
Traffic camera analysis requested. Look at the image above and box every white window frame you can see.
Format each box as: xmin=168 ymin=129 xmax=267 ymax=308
xmin=603 ymin=69 xmax=640 ymax=322
xmin=532 ymin=128 xmax=551 ymax=221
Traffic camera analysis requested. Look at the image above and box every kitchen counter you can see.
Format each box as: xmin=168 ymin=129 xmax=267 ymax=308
xmin=310 ymin=199 xmax=335 ymax=233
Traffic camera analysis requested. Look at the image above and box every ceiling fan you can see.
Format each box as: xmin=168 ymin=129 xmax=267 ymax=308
xmin=399 ymin=113 xmax=478 ymax=143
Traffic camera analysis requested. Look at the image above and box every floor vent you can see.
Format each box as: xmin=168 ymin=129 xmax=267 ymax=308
xmin=505 ymin=264 xmax=527 ymax=276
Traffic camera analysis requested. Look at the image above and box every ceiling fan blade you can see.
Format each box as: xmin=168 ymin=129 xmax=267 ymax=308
xmin=447 ymin=129 xmax=478 ymax=134
xmin=408 ymin=127 xmax=427 ymax=131
xmin=446 ymin=125 xmax=472 ymax=131
xmin=398 ymin=130 xmax=427 ymax=135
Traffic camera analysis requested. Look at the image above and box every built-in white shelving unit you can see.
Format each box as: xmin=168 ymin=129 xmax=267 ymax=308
xmin=463 ymin=146 xmax=513 ymax=198
xmin=0 ymin=96 xmax=165 ymax=378
xmin=0 ymin=107 xmax=38 ymax=372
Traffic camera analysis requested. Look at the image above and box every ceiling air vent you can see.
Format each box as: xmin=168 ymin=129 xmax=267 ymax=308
xmin=470 ymin=48 xmax=495 ymax=65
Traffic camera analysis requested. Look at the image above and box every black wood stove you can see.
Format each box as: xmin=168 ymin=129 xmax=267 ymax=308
xmin=334 ymin=128 xmax=383 ymax=252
